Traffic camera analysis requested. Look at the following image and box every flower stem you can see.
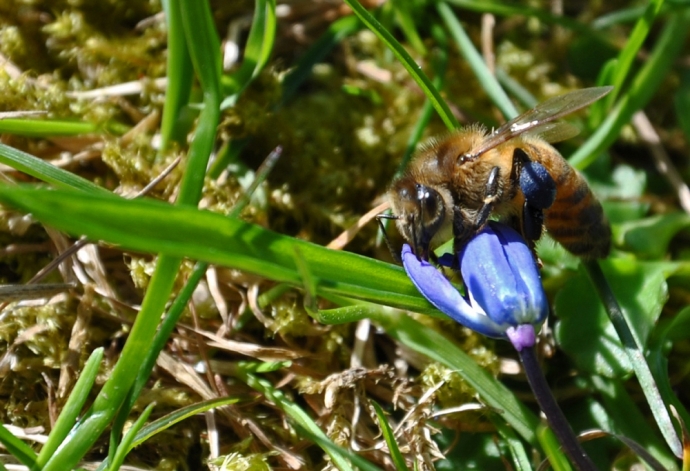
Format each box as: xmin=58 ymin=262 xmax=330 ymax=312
xmin=519 ymin=346 xmax=597 ymax=471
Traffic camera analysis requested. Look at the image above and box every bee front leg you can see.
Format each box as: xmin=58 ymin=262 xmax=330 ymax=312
xmin=513 ymin=148 xmax=557 ymax=241
xmin=452 ymin=166 xmax=501 ymax=259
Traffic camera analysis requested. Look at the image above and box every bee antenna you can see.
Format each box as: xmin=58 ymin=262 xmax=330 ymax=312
xmin=376 ymin=213 xmax=401 ymax=263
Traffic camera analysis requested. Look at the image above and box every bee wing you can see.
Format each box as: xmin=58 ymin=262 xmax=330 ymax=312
xmin=527 ymin=121 xmax=580 ymax=143
xmin=466 ymin=86 xmax=612 ymax=159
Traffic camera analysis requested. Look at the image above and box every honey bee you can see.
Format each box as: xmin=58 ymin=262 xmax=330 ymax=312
xmin=387 ymin=86 xmax=612 ymax=261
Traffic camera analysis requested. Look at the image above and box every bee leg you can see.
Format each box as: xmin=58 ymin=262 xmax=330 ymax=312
xmin=515 ymin=149 xmax=556 ymax=209
xmin=522 ymin=201 xmax=545 ymax=240
xmin=452 ymin=166 xmax=502 ymax=267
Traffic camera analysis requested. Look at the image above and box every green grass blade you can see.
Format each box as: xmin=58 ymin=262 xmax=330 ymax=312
xmin=604 ymin=0 xmax=664 ymax=107
xmin=131 ymin=397 xmax=242 ymax=448
xmin=592 ymin=5 xmax=648 ymax=29
xmin=537 ymin=423 xmax=573 ymax=471
xmin=159 ymin=0 xmax=194 ymax=150
xmin=0 ymin=119 xmax=100 ymax=137
xmin=392 ymin=0 xmax=427 ymax=56
xmin=342 ymin=0 xmax=459 ymax=130
xmin=0 ymin=191 xmax=541 ymax=462
xmin=372 ymin=401 xmax=409 ymax=470
xmin=177 ymin=0 xmax=221 ymax=204
xmin=40 ymin=0 xmax=224 ymax=467
xmin=223 ymin=0 xmax=276 ymax=100
xmin=490 ymin=413 xmax=533 ymax=471
xmin=585 ymin=260 xmax=682 ymax=457
xmin=570 ymin=8 xmax=690 ymax=170
xmin=35 ymin=348 xmax=104 ymax=468
xmin=0 ymin=185 xmax=431 ymax=314
xmin=438 ymin=2 xmax=518 ymax=120
xmin=238 ymin=366 xmax=381 ymax=471
xmin=0 ymin=423 xmax=37 ymax=469
xmin=108 ymin=403 xmax=155 ymax=471
xmin=0 ymin=142 xmax=107 ymax=194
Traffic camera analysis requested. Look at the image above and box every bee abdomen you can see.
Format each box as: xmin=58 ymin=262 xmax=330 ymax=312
xmin=544 ymin=171 xmax=610 ymax=259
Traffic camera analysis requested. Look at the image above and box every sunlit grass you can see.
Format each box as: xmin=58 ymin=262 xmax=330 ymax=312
xmin=0 ymin=0 xmax=688 ymax=469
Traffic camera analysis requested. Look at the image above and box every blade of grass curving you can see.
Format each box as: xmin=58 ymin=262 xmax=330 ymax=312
xmin=107 ymin=403 xmax=155 ymax=471
xmin=592 ymin=5 xmax=648 ymax=30
xmin=35 ymin=348 xmax=104 ymax=469
xmin=0 ymin=190 xmax=543 ymax=451
xmin=396 ymin=23 xmax=449 ymax=175
xmin=40 ymin=0 xmax=223 ymax=468
xmin=0 ymin=423 xmax=37 ymax=469
xmin=392 ymin=0 xmax=427 ymax=56
xmin=590 ymin=375 xmax=677 ymax=469
xmin=237 ymin=365 xmax=381 ymax=471
xmin=584 ymin=260 xmax=682 ymax=458
xmin=438 ymin=1 xmax=517 ymax=120
xmin=342 ymin=0 xmax=459 ymax=130
xmin=649 ymin=306 xmax=690 ymax=429
xmin=0 ymin=185 xmax=432 ymax=314
xmin=372 ymin=401 xmax=409 ymax=470
xmin=570 ymin=8 xmax=690 ymax=170
xmin=603 ymin=0 xmax=664 ymax=108
xmin=176 ymin=0 xmax=221 ymax=203
xmin=222 ymin=0 xmax=276 ymax=100
xmin=280 ymin=15 xmax=361 ymax=105
xmin=159 ymin=0 xmax=193 ymax=150
xmin=378 ymin=23 xmax=449 ymax=246
xmin=490 ymin=414 xmax=533 ymax=471
xmin=0 ymin=142 xmax=106 ymax=194
xmin=131 ymin=396 xmax=242 ymax=448
xmin=497 ymin=68 xmax=537 ymax=108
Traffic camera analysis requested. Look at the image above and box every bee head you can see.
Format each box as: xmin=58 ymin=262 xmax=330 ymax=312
xmin=389 ymin=177 xmax=451 ymax=260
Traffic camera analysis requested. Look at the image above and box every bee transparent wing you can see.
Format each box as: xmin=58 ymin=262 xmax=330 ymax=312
xmin=465 ymin=86 xmax=612 ymax=159
xmin=527 ymin=121 xmax=580 ymax=143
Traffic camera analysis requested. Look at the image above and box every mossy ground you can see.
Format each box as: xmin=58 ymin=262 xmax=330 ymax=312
xmin=0 ymin=1 xmax=687 ymax=470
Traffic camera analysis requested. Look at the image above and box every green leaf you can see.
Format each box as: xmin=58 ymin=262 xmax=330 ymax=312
xmin=555 ymin=259 xmax=678 ymax=377
xmin=615 ymin=213 xmax=690 ymax=259
xmin=372 ymin=401 xmax=409 ymax=471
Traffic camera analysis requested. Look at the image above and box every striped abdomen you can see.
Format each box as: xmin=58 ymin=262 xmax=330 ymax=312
xmin=543 ymin=165 xmax=610 ymax=258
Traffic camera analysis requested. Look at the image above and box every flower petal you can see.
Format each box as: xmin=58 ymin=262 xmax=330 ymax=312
xmin=493 ymin=223 xmax=549 ymax=326
xmin=402 ymin=244 xmax=505 ymax=338
xmin=460 ymin=225 xmax=519 ymax=325
xmin=460 ymin=223 xmax=547 ymax=327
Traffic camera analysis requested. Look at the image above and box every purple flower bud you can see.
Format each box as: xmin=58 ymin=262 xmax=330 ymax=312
xmin=402 ymin=222 xmax=548 ymax=346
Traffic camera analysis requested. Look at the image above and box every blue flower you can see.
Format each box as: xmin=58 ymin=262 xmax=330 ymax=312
xmin=402 ymin=221 xmax=548 ymax=349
